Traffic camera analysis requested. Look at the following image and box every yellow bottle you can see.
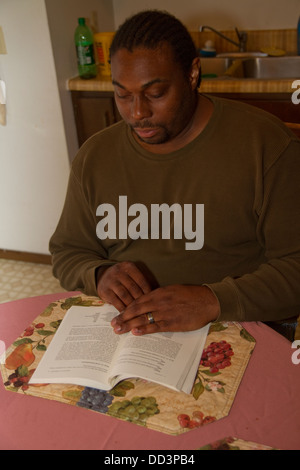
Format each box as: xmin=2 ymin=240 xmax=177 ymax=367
xmin=94 ymin=32 xmax=115 ymax=76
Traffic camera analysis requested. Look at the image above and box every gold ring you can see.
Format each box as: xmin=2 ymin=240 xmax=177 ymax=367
xmin=147 ymin=312 xmax=155 ymax=324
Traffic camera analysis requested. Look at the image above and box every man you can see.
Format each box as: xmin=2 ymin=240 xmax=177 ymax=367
xmin=50 ymin=10 xmax=300 ymax=338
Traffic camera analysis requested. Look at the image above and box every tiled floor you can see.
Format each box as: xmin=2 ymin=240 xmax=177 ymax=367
xmin=0 ymin=258 xmax=66 ymax=304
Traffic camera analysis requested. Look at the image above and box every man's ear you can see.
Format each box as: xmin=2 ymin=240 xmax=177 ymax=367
xmin=189 ymin=57 xmax=201 ymax=89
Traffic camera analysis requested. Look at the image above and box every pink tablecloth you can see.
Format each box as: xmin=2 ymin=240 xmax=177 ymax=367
xmin=0 ymin=292 xmax=299 ymax=450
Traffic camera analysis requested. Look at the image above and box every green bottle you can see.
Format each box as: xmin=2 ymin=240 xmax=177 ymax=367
xmin=74 ymin=17 xmax=97 ymax=79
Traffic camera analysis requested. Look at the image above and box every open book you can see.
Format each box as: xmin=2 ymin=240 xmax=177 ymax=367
xmin=29 ymin=304 xmax=210 ymax=394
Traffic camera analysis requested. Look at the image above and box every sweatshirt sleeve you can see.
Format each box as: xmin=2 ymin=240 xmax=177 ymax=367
xmin=207 ymin=139 xmax=300 ymax=322
xmin=49 ymin=167 xmax=115 ymax=296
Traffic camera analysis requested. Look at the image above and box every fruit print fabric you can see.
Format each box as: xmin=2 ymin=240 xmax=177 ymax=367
xmin=0 ymin=295 xmax=255 ymax=436
xmin=198 ymin=436 xmax=277 ymax=450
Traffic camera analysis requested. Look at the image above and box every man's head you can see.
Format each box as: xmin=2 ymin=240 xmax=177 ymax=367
xmin=110 ymin=10 xmax=200 ymax=88
xmin=110 ymin=10 xmax=202 ymax=151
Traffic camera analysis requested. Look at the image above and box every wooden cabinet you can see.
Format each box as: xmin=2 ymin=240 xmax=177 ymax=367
xmin=210 ymin=92 xmax=300 ymax=138
xmin=71 ymin=91 xmax=122 ymax=146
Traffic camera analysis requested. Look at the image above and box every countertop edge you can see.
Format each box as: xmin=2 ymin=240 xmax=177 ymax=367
xmin=67 ymin=76 xmax=296 ymax=94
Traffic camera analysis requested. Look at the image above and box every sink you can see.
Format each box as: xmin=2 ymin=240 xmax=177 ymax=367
xmin=242 ymin=57 xmax=300 ymax=79
xmin=217 ymin=52 xmax=267 ymax=58
xmin=200 ymin=56 xmax=300 ymax=80
xmin=200 ymin=57 xmax=233 ymax=77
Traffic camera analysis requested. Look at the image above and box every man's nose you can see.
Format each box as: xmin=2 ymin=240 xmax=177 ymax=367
xmin=131 ymin=96 xmax=151 ymax=121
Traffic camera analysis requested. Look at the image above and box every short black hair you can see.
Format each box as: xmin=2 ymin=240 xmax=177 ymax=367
xmin=110 ymin=10 xmax=201 ymax=87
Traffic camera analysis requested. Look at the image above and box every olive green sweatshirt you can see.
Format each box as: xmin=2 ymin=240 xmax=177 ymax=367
xmin=49 ymin=95 xmax=300 ymax=323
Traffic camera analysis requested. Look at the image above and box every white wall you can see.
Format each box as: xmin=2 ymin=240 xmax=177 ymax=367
xmin=0 ymin=0 xmax=70 ymax=254
xmin=112 ymin=0 xmax=300 ymax=30
xmin=45 ymin=0 xmax=115 ymax=161
xmin=0 ymin=0 xmax=115 ymax=255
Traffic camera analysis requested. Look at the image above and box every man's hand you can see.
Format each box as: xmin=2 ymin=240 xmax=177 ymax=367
xmin=110 ymin=284 xmax=220 ymax=335
xmin=97 ymin=261 xmax=152 ymax=312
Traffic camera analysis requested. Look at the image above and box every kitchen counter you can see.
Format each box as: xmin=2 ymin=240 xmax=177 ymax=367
xmin=68 ymin=28 xmax=298 ymax=95
xmin=68 ymin=74 xmax=296 ymax=94
xmin=68 ymin=27 xmax=299 ymax=144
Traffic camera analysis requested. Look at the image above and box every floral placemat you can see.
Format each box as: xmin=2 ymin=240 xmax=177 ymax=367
xmin=198 ymin=436 xmax=277 ymax=450
xmin=0 ymin=295 xmax=255 ymax=435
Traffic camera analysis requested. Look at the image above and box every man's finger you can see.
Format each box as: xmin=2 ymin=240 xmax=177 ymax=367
xmin=120 ymin=262 xmax=152 ymax=295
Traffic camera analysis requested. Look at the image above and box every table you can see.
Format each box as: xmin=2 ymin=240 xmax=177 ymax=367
xmin=0 ymin=292 xmax=299 ymax=450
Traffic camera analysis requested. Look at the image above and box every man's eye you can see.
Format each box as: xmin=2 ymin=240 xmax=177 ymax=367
xmin=148 ymin=91 xmax=164 ymax=99
xmin=116 ymin=93 xmax=130 ymax=99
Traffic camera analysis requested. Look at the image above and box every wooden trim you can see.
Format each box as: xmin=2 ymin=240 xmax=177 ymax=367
xmin=285 ymin=122 xmax=300 ymax=138
xmin=0 ymin=249 xmax=52 ymax=265
xmin=285 ymin=122 xmax=300 ymax=130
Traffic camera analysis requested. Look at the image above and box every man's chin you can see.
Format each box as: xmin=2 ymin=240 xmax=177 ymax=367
xmin=132 ymin=127 xmax=169 ymax=145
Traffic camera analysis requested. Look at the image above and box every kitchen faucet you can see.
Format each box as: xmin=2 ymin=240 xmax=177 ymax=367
xmin=199 ymin=25 xmax=247 ymax=52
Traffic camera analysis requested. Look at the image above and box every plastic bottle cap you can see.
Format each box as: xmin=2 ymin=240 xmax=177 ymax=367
xmin=78 ymin=18 xmax=85 ymax=25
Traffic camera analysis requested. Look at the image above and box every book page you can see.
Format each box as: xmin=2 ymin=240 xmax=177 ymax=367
xmin=30 ymin=304 xmax=209 ymax=394
xmin=180 ymin=323 xmax=210 ymax=393
xmin=110 ymin=325 xmax=210 ymax=393
xmin=30 ymin=304 xmax=121 ymax=390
